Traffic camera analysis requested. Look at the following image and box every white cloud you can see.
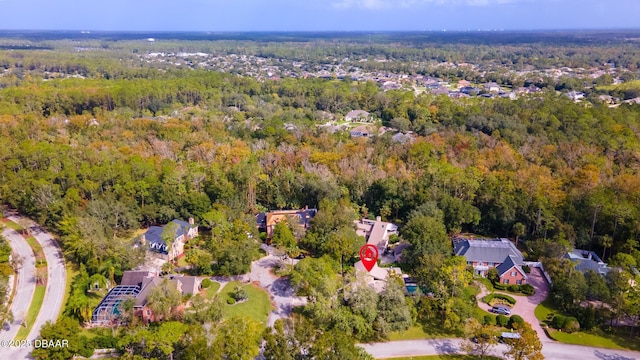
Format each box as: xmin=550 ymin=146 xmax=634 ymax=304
xmin=332 ymin=0 xmax=522 ymax=9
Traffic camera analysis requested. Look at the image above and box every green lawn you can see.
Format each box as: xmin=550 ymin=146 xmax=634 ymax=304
xmin=389 ymin=323 xmax=463 ymax=341
xmin=546 ymin=328 xmax=640 ymax=351
xmin=536 ymin=299 xmax=640 ymax=351
xmin=1 ymin=219 xmax=24 ymax=231
xmin=62 ymin=263 xmax=80 ymax=314
xmin=220 ymin=281 xmax=272 ymax=326
xmin=15 ymin=285 xmax=46 ymax=340
xmin=534 ymin=298 xmax=556 ymax=323
xmin=381 ymin=356 xmax=501 ymax=360
xmin=205 ymin=281 xmax=221 ymax=299
xmin=25 ymin=237 xmax=47 ymax=267
xmin=177 ymin=256 xmax=189 ymax=267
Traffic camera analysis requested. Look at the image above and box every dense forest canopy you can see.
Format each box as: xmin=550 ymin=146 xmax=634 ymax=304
xmin=1 ymin=31 xmax=640 ymax=358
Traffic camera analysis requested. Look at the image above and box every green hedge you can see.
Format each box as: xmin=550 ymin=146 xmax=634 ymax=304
xmin=483 ymin=293 xmax=517 ymax=305
xmin=483 ymin=314 xmax=497 ymax=326
xmin=496 ymin=315 xmax=509 ymax=327
xmin=508 ymin=315 xmax=525 ymax=329
xmin=493 ymin=282 xmax=535 ymax=295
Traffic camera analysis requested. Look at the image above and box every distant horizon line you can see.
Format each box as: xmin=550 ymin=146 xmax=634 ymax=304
xmin=1 ymin=28 xmax=640 ymax=34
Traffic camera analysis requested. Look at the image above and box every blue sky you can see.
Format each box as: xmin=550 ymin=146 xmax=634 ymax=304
xmin=0 ymin=0 xmax=638 ymax=31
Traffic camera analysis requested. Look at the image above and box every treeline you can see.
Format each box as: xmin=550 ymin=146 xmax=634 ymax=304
xmin=2 ymin=71 xmax=640 ymax=269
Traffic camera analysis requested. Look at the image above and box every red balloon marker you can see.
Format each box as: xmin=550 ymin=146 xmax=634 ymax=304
xmin=359 ymin=244 xmax=379 ymax=272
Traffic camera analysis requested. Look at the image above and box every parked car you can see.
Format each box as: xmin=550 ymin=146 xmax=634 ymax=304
xmin=491 ymin=306 xmax=511 ymax=315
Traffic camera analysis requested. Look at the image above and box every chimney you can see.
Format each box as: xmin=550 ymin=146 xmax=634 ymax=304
xmin=188 ymin=217 xmax=194 ymax=225
xmin=376 ymin=216 xmax=381 ymax=222
xmin=305 ymin=205 xmax=308 ymax=210
xmin=141 ymin=234 xmax=146 ymax=245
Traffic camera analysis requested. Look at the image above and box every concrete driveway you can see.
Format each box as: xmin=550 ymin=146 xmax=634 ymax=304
xmin=476 ymin=267 xmax=550 ymax=341
xmin=248 ymin=255 xmax=306 ymax=327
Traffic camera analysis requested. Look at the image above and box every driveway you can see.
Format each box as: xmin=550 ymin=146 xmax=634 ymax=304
xmin=248 ymin=255 xmax=306 ymax=327
xmin=476 ymin=267 xmax=550 ymax=342
xmin=0 ymin=227 xmax=36 ymax=345
xmin=362 ymin=339 xmax=640 ymax=360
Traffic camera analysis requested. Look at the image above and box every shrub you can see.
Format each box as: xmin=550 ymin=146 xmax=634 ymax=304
xmin=201 ymin=278 xmax=212 ymax=288
xmin=551 ymin=315 xmax=567 ymax=330
xmin=510 ymin=285 xmax=521 ymax=293
xmin=483 ymin=314 xmax=497 ymax=326
xmin=496 ymin=315 xmax=509 ymax=327
xmin=522 ymin=265 xmax=531 ymax=273
xmin=577 ymin=305 xmax=602 ymax=330
xmin=494 ymin=283 xmax=507 ymax=290
xmin=227 ymin=297 xmax=236 ymax=305
xmin=233 ymin=285 xmax=248 ymax=301
xmin=563 ymin=317 xmax=581 ymax=333
xmin=508 ymin=315 xmax=525 ymax=329
xmin=520 ymin=284 xmax=535 ymax=295
xmin=483 ymin=293 xmax=517 ymax=306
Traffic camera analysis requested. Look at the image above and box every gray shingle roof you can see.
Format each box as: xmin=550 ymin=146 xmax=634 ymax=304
xmin=454 ymin=238 xmax=523 ymax=264
xmin=496 ymin=255 xmax=527 ymax=279
xmin=121 ymin=270 xmax=154 ymax=287
xmin=145 ymin=219 xmax=195 ymax=254
xmin=563 ymin=248 xmax=610 ymax=276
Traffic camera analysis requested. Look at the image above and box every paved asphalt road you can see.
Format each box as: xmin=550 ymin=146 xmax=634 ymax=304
xmin=0 ymin=227 xmax=36 ymax=345
xmin=362 ymin=338 xmax=640 ymax=360
xmin=3 ymin=216 xmax=67 ymax=360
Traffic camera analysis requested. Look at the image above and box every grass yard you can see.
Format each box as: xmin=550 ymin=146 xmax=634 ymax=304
xmin=536 ymin=299 xmax=640 ymax=351
xmin=534 ymin=298 xmax=556 ymax=322
xmin=546 ymin=328 xmax=640 ymax=351
xmin=389 ymin=323 xmax=463 ymax=341
xmin=15 ymin=285 xmax=46 ymax=340
xmin=221 ymin=281 xmax=272 ymax=326
xmin=205 ymin=281 xmax=221 ymax=299
xmin=381 ymin=355 xmax=502 ymax=360
xmin=177 ymin=256 xmax=189 ymax=267
xmin=1 ymin=219 xmax=24 ymax=231
xmin=62 ymin=263 xmax=80 ymax=314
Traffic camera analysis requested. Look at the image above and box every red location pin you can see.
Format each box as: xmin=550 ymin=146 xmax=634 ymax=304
xmin=359 ymin=244 xmax=379 ymax=272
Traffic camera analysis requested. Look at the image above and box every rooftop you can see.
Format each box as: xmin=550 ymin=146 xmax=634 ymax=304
xmin=453 ymin=237 xmax=523 ymax=264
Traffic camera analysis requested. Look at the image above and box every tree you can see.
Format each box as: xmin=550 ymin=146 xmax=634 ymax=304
xmin=309 ymin=328 xmax=373 ymax=360
xmin=147 ymin=279 xmax=182 ymax=321
xmin=377 ymin=277 xmax=412 ymax=333
xmin=290 ymin=256 xmax=339 ymax=302
xmin=263 ymin=320 xmax=297 ymax=360
xmin=161 ymin=221 xmax=181 ymax=252
xmin=513 ymin=222 xmax=526 ymax=247
xmin=272 ymin=220 xmax=298 ymax=257
xmin=187 ymin=295 xmax=222 ymax=325
xmin=600 ymin=234 xmax=613 ymax=261
xmin=184 ymin=248 xmax=213 ymax=275
xmin=32 ymin=317 xmax=93 ymax=360
xmin=118 ymin=321 xmax=188 ymax=360
xmin=402 ymin=214 xmax=450 ymax=268
xmin=461 ymin=318 xmax=498 ymax=360
xmin=503 ymin=323 xmax=544 ymax=360
xmin=212 ymin=317 xmax=261 ymax=360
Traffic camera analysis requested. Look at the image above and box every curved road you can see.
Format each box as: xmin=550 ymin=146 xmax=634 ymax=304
xmin=0 ymin=226 xmax=36 ymax=344
xmin=362 ymin=338 xmax=640 ymax=360
xmin=2 ymin=215 xmax=66 ymax=359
